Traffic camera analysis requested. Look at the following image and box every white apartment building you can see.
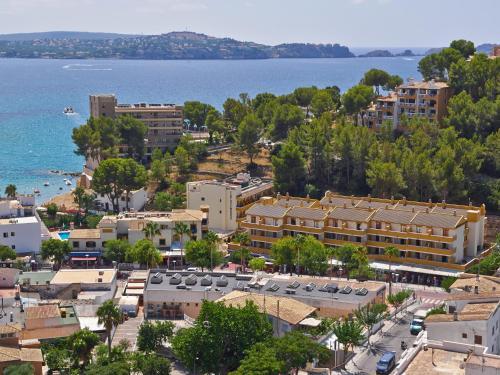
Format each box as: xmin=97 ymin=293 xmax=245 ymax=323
xmin=0 ymin=196 xmax=44 ymax=254
xmin=186 ymin=173 xmax=273 ymax=233
xmin=426 ymin=294 xmax=500 ymax=355
xmin=94 ymin=188 xmax=148 ymax=213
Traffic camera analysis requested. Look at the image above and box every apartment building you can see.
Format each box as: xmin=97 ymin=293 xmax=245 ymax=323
xmin=232 ymin=192 xmax=486 ymax=272
xmin=186 ymin=173 xmax=273 ymax=232
xmin=360 ymin=79 xmax=452 ymax=130
xmin=89 ymin=94 xmax=184 ymax=155
xmin=361 ymin=92 xmax=397 ymax=130
xmin=0 ymin=196 xmax=45 ymax=254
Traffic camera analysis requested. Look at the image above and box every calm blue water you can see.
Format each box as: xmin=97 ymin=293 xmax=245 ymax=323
xmin=0 ymin=57 xmax=421 ymax=203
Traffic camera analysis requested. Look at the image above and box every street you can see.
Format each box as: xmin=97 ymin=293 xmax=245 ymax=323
xmin=351 ymin=310 xmax=417 ymax=374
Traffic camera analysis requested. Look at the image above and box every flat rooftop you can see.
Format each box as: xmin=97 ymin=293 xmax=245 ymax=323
xmin=405 ymin=348 xmax=466 ymax=374
xmin=145 ymin=271 xmax=383 ymax=306
xmin=116 ymin=103 xmax=182 ymax=110
xmin=19 ymin=271 xmax=56 ymax=286
xmin=0 ymin=216 xmax=38 ymax=225
xmin=25 ymin=304 xmax=79 ymax=326
xmin=51 ymin=269 xmax=116 ymax=285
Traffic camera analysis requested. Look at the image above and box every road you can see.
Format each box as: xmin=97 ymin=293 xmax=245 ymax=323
xmin=348 ymin=304 xmax=424 ymax=375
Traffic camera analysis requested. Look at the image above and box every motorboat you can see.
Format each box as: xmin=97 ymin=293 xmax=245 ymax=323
xmin=63 ymin=107 xmax=75 ymax=115
xmin=43 ymin=182 xmax=49 ymax=187
xmin=65 ymin=180 xmax=72 ymax=186
xmin=33 ymin=188 xmax=40 ymax=194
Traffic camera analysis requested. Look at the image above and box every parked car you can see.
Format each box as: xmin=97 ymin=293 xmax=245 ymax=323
xmin=376 ymin=351 xmax=396 ymax=374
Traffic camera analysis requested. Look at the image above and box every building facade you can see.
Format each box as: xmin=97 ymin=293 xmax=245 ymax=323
xmin=426 ymin=294 xmax=500 ymax=355
xmin=186 ymin=173 xmax=273 ymax=233
xmin=89 ymin=94 xmax=184 ymax=155
xmin=231 ymin=192 xmax=486 ymax=272
xmin=361 ymin=79 xmax=453 ymax=130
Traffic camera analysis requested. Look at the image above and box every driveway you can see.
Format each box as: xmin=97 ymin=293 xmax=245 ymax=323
xmin=112 ymin=307 xmax=144 ymax=350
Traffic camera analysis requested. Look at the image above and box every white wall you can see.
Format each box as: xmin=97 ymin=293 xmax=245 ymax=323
xmin=0 ymin=217 xmax=42 ymax=253
xmin=187 ymin=182 xmax=239 ymax=231
xmin=96 ymin=189 xmax=147 ymax=213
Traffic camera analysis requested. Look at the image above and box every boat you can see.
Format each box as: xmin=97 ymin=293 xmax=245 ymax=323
xmin=43 ymin=182 xmax=49 ymax=186
xmin=63 ymin=107 xmax=75 ymax=115
xmin=65 ymin=180 xmax=72 ymax=186
xmin=34 ymin=188 xmax=40 ymax=194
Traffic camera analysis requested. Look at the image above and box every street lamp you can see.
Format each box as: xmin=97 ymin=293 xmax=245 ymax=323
xmin=85 ymin=254 xmax=89 ymax=269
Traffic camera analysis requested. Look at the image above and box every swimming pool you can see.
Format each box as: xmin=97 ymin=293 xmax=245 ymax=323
xmin=58 ymin=231 xmax=70 ymax=240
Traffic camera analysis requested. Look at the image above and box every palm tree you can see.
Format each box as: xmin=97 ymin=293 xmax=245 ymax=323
xmin=174 ymin=222 xmax=191 ymax=267
xmin=4 ymin=184 xmax=17 ymax=198
xmin=233 ymin=231 xmax=250 ymax=273
xmin=205 ymin=230 xmax=222 ymax=270
xmin=384 ymin=246 xmax=400 ymax=296
xmin=97 ymin=300 xmax=122 ymax=358
xmin=142 ymin=221 xmax=161 ymax=242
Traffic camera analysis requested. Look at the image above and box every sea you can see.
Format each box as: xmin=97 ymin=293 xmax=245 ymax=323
xmin=0 ymin=56 xmax=422 ymax=203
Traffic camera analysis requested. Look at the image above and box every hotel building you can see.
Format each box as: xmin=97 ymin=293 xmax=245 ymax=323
xmin=361 ymin=79 xmax=453 ymax=130
xmin=186 ymin=173 xmax=273 ymax=233
xmin=230 ymin=192 xmax=486 ymax=272
xmin=89 ymin=94 xmax=184 ymax=155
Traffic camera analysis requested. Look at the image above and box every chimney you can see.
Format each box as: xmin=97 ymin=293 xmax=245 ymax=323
xmin=402 ymin=196 xmax=407 ymax=205
xmin=474 ymin=285 xmax=479 ymax=294
xmin=367 ymin=194 xmax=371 ymax=202
xmin=306 ymin=194 xmax=310 ymax=202
xmin=442 ymin=200 xmax=446 ymax=209
xmin=428 ymin=198 xmax=432 ymax=208
xmin=391 ymin=195 xmax=394 ymax=204
xmin=286 ymin=192 xmax=290 ymax=201
xmin=343 ymin=203 xmax=347 ymax=209
xmin=276 ymin=192 xmax=281 ymax=200
xmin=453 ymin=312 xmax=458 ymax=321
xmin=453 ymin=210 xmax=457 ymax=216
xmin=351 ymin=196 xmax=355 ymax=206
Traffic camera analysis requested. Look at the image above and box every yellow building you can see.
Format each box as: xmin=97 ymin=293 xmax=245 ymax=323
xmin=231 ymin=192 xmax=486 ymax=272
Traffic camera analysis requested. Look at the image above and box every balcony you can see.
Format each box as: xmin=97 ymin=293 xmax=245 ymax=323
xmin=249 ymin=235 xmax=279 ymax=244
xmin=367 ymin=228 xmax=455 ymax=243
xmin=369 ymin=254 xmax=465 ymax=270
xmin=366 ymin=241 xmax=455 ymax=256
xmin=241 ymin=220 xmax=282 ymax=231
xmin=282 ymin=224 xmax=323 ymax=234
xmin=324 ymin=226 xmax=365 ymax=236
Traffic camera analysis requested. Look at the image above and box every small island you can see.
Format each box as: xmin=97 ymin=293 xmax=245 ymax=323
xmin=358 ymin=49 xmax=417 ymax=58
xmin=0 ymin=31 xmax=355 ymax=60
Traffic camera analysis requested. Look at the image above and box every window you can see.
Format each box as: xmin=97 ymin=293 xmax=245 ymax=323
xmin=474 ymin=335 xmax=482 ymax=345
xmin=3 ymin=233 xmax=7 ymax=238
xmin=86 ymin=241 xmax=96 ymax=248
xmin=10 ymin=232 xmax=15 ymax=237
xmin=291 ymin=218 xmax=296 ymax=225
xmin=201 ymin=197 xmax=205 ymax=201
xmin=73 ymin=241 xmax=79 ymax=248
xmin=11 ymin=245 xmax=15 ymax=250
xmin=356 ymin=223 xmax=361 ymax=230
xmin=462 ymin=333 xmax=467 ymax=338
xmin=251 ymin=216 xmax=256 ymax=224
xmin=159 ymin=239 xmax=166 ymax=246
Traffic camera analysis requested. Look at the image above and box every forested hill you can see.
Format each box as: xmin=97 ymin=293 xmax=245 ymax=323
xmin=0 ymin=31 xmax=354 ymax=59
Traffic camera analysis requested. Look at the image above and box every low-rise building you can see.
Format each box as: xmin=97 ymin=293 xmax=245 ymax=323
xmin=186 ymin=173 xmax=273 ymax=233
xmin=426 ymin=294 xmax=500 ymax=355
xmin=97 ymin=209 xmax=205 ymax=264
xmin=143 ymin=271 xmax=385 ymax=319
xmin=449 ymin=274 xmax=500 ymax=295
xmin=94 ymin=188 xmax=148 ymax=213
xmin=233 ymin=192 xmax=486 ymax=273
xmin=0 ymin=346 xmax=43 ymax=375
xmin=217 ymin=290 xmax=317 ymax=336
xmin=0 ymin=268 xmax=20 ymax=288
xmin=21 ymin=304 xmax=80 ymax=341
xmin=0 ymin=216 xmax=42 ymax=255
xmin=0 ymin=324 xmax=23 ymax=347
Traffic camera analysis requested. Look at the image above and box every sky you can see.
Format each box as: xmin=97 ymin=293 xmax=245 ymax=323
xmin=0 ymin=0 xmax=498 ymax=47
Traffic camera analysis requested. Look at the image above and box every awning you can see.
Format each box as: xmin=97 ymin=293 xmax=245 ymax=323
xmin=72 ymin=257 xmax=97 ymax=261
xmin=124 ymin=288 xmax=144 ymax=295
xmin=395 ymin=265 xmax=462 ymax=277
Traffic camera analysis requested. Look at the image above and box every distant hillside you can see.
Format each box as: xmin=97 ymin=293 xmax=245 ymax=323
xmin=0 ymin=31 xmax=354 ymax=60
xmin=476 ymin=43 xmax=496 ymax=54
xmin=0 ymin=31 xmax=139 ymax=41
xmin=357 ymin=49 xmax=417 ymax=58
